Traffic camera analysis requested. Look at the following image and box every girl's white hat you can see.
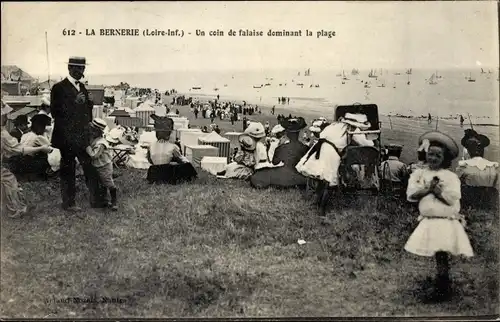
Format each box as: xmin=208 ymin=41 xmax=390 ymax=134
xmin=244 ymin=121 xmax=266 ymax=138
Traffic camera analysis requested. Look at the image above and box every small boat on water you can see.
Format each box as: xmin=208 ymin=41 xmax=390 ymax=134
xmin=264 ymin=83 xmax=271 ymax=86
xmin=253 ymin=85 xmax=262 ymax=89
xmin=223 ymin=84 xmax=228 ymax=87
xmin=192 ymin=87 xmax=202 ymax=90
xmin=296 ymin=83 xmax=304 ymax=86
xmin=467 ymin=72 xmax=476 ymax=82
xmin=429 ymin=73 xmax=437 ymax=85
xmin=368 ymin=69 xmax=377 ymax=78
xmin=213 ymin=88 xmax=219 ymax=91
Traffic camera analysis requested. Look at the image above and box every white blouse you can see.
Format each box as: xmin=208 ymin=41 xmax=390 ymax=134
xmin=407 ymin=168 xmax=461 ymax=218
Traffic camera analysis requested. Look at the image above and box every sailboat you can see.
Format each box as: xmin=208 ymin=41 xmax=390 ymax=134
xmin=406 ymin=68 xmax=412 ymax=75
xmin=351 ymin=69 xmax=359 ymax=76
xmin=368 ymin=69 xmax=377 ymax=78
xmin=467 ymin=72 xmax=476 ymax=82
xmin=305 ymin=68 xmax=311 ymax=76
xmin=342 ymin=70 xmax=349 ymax=81
xmin=393 ymin=82 xmax=396 ymax=89
xmin=429 ymin=73 xmax=437 ymax=85
xmin=481 ymin=68 xmax=486 ymax=74
xmin=377 ymin=79 xmax=386 ymax=88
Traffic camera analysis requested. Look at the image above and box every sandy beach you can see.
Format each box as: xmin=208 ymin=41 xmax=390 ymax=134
xmin=170 ymin=92 xmax=499 ymax=166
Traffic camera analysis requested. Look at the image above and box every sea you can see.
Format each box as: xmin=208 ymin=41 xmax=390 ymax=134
xmin=85 ymin=68 xmax=499 ymax=124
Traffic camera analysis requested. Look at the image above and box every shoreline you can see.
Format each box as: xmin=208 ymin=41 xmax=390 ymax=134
xmin=172 ymin=92 xmax=500 ymax=128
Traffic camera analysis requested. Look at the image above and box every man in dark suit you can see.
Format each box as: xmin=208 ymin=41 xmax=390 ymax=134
xmin=50 ymin=56 xmax=108 ymax=212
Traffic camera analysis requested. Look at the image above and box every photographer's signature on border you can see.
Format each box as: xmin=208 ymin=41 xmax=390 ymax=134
xmin=45 ymin=296 xmax=127 ymax=304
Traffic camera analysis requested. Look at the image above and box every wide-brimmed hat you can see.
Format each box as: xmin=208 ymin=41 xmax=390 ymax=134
xmin=340 ymin=113 xmax=371 ymax=130
xmin=67 ymin=56 xmax=87 ymax=66
xmin=151 ymin=114 xmax=174 ymax=132
xmin=280 ymin=117 xmax=307 ymax=133
xmin=271 ymin=124 xmax=285 ymax=135
xmin=244 ymin=121 xmax=266 ymax=138
xmin=90 ymin=118 xmax=107 ymax=132
xmin=460 ymin=129 xmax=490 ymax=149
xmin=309 ymin=119 xmax=329 ymax=133
xmin=419 ymin=131 xmax=459 ymax=159
xmin=30 ymin=114 xmax=52 ymax=128
xmin=238 ymin=134 xmax=256 ymax=151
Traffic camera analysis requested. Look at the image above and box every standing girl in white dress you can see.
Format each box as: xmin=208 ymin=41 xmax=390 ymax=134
xmin=405 ymin=131 xmax=473 ymax=302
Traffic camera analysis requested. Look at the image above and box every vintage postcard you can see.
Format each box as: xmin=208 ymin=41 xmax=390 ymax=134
xmin=1 ymin=1 xmax=498 ymax=319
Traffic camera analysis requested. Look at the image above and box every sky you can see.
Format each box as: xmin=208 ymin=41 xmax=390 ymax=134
xmin=1 ymin=1 xmax=499 ymax=78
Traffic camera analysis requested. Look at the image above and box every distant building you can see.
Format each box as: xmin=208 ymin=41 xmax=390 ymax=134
xmin=1 ymin=65 xmax=36 ymax=95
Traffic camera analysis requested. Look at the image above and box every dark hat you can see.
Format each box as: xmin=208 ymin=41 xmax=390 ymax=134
xmin=30 ymin=114 xmax=51 ymax=127
xmin=280 ymin=116 xmax=307 ymax=133
xmin=385 ymin=144 xmax=403 ymax=152
xmin=151 ymin=114 xmax=174 ymax=132
xmin=67 ymin=56 xmax=87 ymax=66
xmin=13 ymin=114 xmax=28 ymax=126
xmin=460 ymin=129 xmax=490 ymax=148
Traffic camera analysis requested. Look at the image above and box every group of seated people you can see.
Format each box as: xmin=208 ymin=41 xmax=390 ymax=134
xmin=379 ymin=129 xmax=498 ymax=210
xmin=6 ymin=100 xmax=56 ymax=180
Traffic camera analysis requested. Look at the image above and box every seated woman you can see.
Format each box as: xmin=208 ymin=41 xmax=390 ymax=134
xmin=217 ymin=134 xmax=256 ymax=180
xmin=267 ymin=124 xmax=287 ymax=161
xmin=456 ymin=130 xmax=498 ymax=210
xmin=17 ymin=114 xmax=53 ymax=180
xmin=380 ymin=144 xmax=409 ymax=198
xmin=250 ymin=117 xmax=309 ymax=189
xmin=2 ymin=106 xmax=52 ymax=218
xmin=146 ymin=115 xmax=197 ymax=184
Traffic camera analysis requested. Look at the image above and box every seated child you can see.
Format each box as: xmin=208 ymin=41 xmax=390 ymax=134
xmin=217 ymin=134 xmax=256 ymax=180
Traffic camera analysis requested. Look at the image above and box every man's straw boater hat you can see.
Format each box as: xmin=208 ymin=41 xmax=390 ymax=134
xmin=67 ymin=56 xmax=88 ymax=66
xmin=90 ymin=118 xmax=107 ymax=132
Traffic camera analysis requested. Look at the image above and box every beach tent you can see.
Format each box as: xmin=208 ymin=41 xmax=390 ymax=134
xmin=198 ymin=131 xmax=231 ymax=161
xmin=223 ymin=131 xmax=243 ymax=148
xmin=178 ymin=128 xmax=205 ymax=152
xmin=135 ymin=102 xmax=155 ymax=126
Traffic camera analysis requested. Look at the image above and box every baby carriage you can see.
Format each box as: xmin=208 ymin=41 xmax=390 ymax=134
xmin=317 ymin=103 xmax=383 ymax=214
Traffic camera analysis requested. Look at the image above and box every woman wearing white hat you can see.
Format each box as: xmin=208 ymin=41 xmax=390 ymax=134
xmin=250 ymin=117 xmax=309 ymax=189
xmin=1 ymin=104 xmax=52 ymax=218
xmin=267 ymin=124 xmax=287 ymax=161
xmin=296 ymin=113 xmax=375 ymax=205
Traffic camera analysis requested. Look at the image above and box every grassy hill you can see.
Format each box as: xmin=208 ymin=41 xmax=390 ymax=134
xmin=1 ymin=99 xmax=498 ymax=318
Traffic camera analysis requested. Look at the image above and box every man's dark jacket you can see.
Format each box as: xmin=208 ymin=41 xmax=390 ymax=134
xmin=50 ymin=78 xmax=93 ymax=150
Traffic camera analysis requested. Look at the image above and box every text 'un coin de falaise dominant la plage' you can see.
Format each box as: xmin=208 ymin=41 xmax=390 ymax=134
xmin=62 ymin=28 xmax=336 ymax=39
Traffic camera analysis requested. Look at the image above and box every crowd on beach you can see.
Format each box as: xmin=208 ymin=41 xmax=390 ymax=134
xmin=1 ymin=56 xmax=499 ymax=304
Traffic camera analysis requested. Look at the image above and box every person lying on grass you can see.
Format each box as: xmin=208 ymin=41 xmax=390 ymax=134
xmin=405 ymin=131 xmax=473 ymax=303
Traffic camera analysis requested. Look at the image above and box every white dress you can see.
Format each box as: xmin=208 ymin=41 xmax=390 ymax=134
xmin=404 ymin=168 xmax=473 ymax=257
xmin=295 ymin=122 xmax=373 ymax=186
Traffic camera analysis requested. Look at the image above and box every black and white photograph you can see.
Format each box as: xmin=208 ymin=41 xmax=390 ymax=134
xmin=1 ymin=1 xmax=499 ymax=319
